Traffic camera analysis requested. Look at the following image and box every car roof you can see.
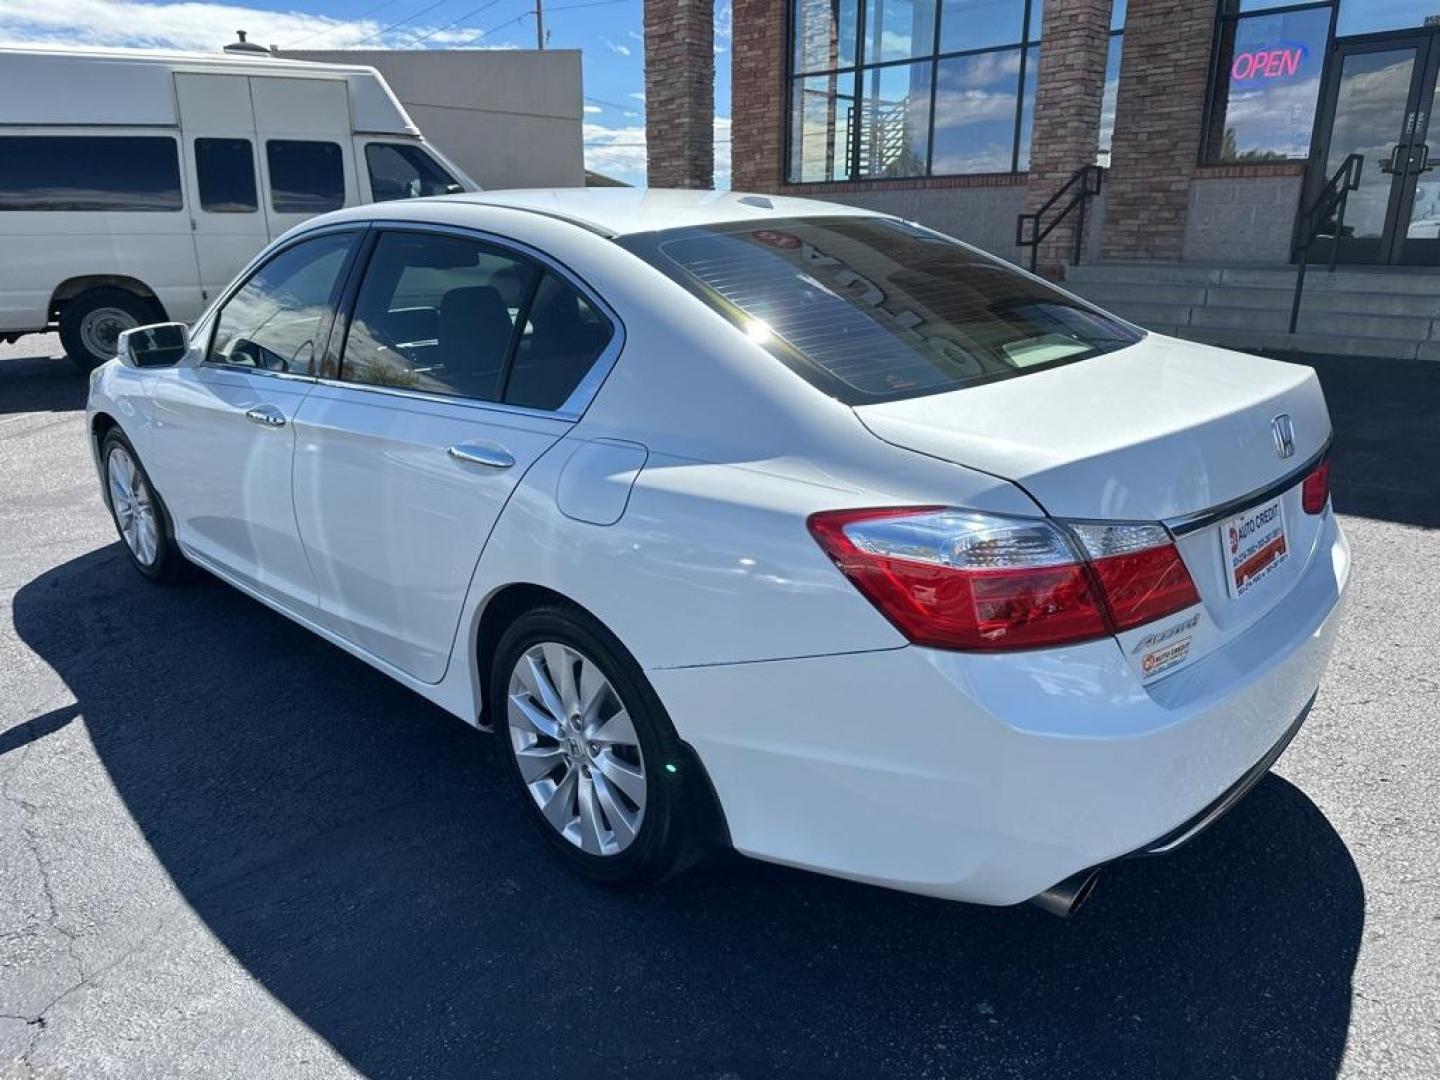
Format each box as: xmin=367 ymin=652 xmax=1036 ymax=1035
xmin=426 ymin=188 xmax=893 ymax=238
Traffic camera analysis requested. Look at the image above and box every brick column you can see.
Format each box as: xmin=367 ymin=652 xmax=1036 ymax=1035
xmin=730 ymin=0 xmax=787 ymax=191
xmin=1023 ymin=0 xmax=1113 ymax=276
xmin=1102 ymin=0 xmax=1216 ymax=260
xmin=645 ymin=0 xmax=715 ymax=188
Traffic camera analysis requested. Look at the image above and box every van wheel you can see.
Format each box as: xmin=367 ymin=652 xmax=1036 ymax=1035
xmin=60 ymin=288 xmax=155 ymax=373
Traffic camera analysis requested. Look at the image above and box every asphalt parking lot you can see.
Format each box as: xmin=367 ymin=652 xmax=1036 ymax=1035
xmin=2 ymin=335 xmax=1437 ymax=1079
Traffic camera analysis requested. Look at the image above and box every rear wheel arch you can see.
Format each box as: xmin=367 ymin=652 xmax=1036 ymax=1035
xmin=473 ymin=582 xmax=732 ymax=850
xmin=51 ymin=276 xmax=166 ymax=322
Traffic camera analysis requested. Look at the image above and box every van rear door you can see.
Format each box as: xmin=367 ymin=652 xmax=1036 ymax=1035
xmin=174 ymin=73 xmax=271 ymax=305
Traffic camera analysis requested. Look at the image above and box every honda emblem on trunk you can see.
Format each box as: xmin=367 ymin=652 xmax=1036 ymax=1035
xmin=1272 ymin=414 xmax=1296 ymax=459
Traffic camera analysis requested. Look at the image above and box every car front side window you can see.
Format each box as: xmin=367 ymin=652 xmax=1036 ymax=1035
xmin=364 ymin=143 xmax=459 ymax=202
xmin=207 ymin=232 xmax=357 ymax=375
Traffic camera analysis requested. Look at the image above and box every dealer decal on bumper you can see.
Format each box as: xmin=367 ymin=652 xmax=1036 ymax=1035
xmin=1133 ymin=612 xmax=1200 ymax=682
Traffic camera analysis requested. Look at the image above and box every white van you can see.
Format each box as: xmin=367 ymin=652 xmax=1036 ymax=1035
xmin=0 ymin=45 xmax=478 ymax=370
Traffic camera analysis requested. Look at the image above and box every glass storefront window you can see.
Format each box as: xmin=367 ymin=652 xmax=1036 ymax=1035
xmin=794 ymin=0 xmax=860 ymax=74
xmin=932 ymin=50 xmax=1024 ymax=174
xmin=1205 ymin=4 xmax=1333 ymax=162
xmin=1098 ymin=33 xmax=1123 ymax=166
xmin=866 ymin=0 xmax=938 ymax=64
xmin=857 ymin=62 xmax=933 ymax=177
xmin=1337 ymin=0 xmax=1437 ymax=36
xmin=787 ymin=0 xmax=1041 ymax=182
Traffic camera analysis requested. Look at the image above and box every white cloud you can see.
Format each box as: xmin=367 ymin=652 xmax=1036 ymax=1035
xmin=585 ymin=114 xmax=732 ymax=191
xmin=602 ymin=36 xmax=630 ymax=57
xmin=0 ymin=0 xmax=510 ymax=52
xmin=627 ymin=30 xmax=642 ymax=43
xmin=629 ymin=91 xmax=646 ymax=102
xmin=584 ymin=104 xmax=603 ymax=114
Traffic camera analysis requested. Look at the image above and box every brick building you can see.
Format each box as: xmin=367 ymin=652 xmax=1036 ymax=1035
xmin=712 ymin=0 xmax=1440 ymax=359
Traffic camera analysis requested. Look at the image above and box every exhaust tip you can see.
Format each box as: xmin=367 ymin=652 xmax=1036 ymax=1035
xmin=1029 ymin=869 xmax=1101 ymax=918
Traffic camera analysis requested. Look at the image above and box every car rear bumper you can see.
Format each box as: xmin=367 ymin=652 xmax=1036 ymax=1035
xmin=649 ymin=512 xmax=1350 ymax=906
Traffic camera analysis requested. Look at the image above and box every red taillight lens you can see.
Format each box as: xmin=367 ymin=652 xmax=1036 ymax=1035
xmin=809 ymin=508 xmax=1201 ymax=653
xmin=1301 ymin=456 xmax=1331 ymax=515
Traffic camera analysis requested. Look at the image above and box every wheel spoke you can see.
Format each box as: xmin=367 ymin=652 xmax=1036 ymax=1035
xmin=595 ymin=749 xmax=646 ymax=805
xmin=576 ymin=773 xmax=605 ymax=854
xmin=543 ymin=643 xmax=581 ymax=716
xmin=591 ymin=771 xmax=638 ymax=847
xmin=107 ymin=453 xmax=132 ymax=501
xmin=508 ymin=692 xmax=561 ymax=740
xmin=515 ymin=743 xmax=565 ymax=783
xmin=540 ymin=766 xmax=578 ymax=830
xmin=591 ymin=708 xmax=638 ymax=748
xmin=517 ymin=652 xmax=566 ymax=724
xmin=578 ymin=661 xmax=610 ymax=725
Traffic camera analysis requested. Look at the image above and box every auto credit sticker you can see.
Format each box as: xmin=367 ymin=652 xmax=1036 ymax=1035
xmin=1222 ymin=496 xmax=1289 ymax=599
xmin=1133 ymin=612 xmax=1200 ymax=682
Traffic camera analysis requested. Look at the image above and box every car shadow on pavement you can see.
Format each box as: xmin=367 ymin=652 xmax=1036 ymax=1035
xmin=1280 ymin=354 xmax=1440 ymax=529
xmin=14 ymin=547 xmax=1364 ymax=1080
xmin=0 ymin=347 xmax=85 ymax=416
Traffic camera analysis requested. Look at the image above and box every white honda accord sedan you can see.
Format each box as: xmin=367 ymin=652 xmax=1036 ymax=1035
xmin=86 ymin=189 xmax=1349 ymax=915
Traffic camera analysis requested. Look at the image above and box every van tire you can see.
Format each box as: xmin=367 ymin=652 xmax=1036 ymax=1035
xmin=60 ymin=288 xmax=155 ymax=373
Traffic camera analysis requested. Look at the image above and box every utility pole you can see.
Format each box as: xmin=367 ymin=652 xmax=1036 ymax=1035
xmin=534 ymin=0 xmax=545 ymax=49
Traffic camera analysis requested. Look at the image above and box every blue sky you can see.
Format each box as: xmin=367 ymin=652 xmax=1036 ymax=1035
xmin=0 ymin=0 xmax=733 ymax=186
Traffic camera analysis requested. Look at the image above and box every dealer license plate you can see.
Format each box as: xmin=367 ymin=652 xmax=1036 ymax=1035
xmin=1221 ymin=496 xmax=1289 ymax=599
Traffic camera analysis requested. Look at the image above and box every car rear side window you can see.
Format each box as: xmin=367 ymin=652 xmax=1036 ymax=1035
xmin=208 ymin=232 xmax=357 ymax=375
xmin=338 ymin=231 xmax=613 ymax=411
xmin=365 ymin=143 xmax=458 ymax=202
xmin=195 ymin=138 xmax=258 ymax=213
xmin=0 ymin=135 xmax=182 ymax=212
xmin=266 ymin=140 xmax=345 ymax=214
xmin=619 ymin=217 xmax=1142 ymax=404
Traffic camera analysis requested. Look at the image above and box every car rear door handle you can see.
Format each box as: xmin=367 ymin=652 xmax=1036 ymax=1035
xmin=244 ymin=405 xmax=287 ymax=428
xmin=448 ymin=442 xmax=515 ymax=470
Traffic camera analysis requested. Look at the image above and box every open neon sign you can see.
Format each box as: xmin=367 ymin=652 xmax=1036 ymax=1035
xmin=1232 ymin=45 xmax=1307 ymax=82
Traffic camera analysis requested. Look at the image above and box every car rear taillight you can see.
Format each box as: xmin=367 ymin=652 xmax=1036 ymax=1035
xmin=808 ymin=508 xmax=1200 ymax=652
xmin=1301 ymin=456 xmax=1331 ymax=514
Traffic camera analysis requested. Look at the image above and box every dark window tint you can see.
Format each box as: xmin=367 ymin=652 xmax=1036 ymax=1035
xmin=195 ymin=138 xmax=257 ymax=213
xmin=0 ymin=136 xmax=181 ymax=212
xmin=266 ymin=140 xmax=344 ymax=214
xmin=365 ymin=143 xmax=458 ymax=202
xmin=621 ymin=217 xmax=1141 ymax=405
xmin=506 ymin=273 xmax=613 ymax=411
xmin=209 ymin=232 xmax=356 ymax=375
xmin=340 ymin=232 xmax=538 ymax=401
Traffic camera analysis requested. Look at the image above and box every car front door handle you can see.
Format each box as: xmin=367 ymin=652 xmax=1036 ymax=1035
xmin=448 ymin=442 xmax=515 ymax=470
xmin=244 ymin=405 xmax=287 ymax=428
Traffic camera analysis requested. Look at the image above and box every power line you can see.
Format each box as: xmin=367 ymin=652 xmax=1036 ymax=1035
xmin=406 ymin=0 xmax=509 ymax=46
xmin=347 ymin=0 xmax=457 ymax=47
xmin=283 ymin=0 xmax=403 ymax=48
xmin=462 ymin=0 xmax=632 ymax=43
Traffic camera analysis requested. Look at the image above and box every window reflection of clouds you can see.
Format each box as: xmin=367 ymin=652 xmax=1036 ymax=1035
xmin=932 ymin=52 xmax=1022 ymax=175
xmin=1336 ymin=0 xmax=1435 ymax=36
xmin=1209 ymin=6 xmax=1330 ymax=162
xmin=938 ymin=0 xmax=1026 ymax=54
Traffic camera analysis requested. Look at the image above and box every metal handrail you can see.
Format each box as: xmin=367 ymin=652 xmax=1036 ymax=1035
xmin=1289 ymin=153 xmax=1364 ymax=334
xmin=1016 ymin=165 xmax=1105 ymax=274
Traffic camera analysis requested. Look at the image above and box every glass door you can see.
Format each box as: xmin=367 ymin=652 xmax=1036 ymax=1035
xmin=1310 ymin=32 xmax=1440 ymax=265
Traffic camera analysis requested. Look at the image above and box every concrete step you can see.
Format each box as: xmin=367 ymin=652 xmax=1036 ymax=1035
xmin=1065 ymin=263 xmax=1226 ymax=286
xmin=1176 ymin=326 xmax=1420 ymax=360
xmin=1188 ymin=305 xmax=1433 ymax=341
xmin=1103 ymin=301 xmax=1194 ymax=328
xmin=1065 ymin=282 xmax=1210 ymax=306
xmin=1203 ymin=285 xmax=1440 ymax=318
xmin=1067 ymin=260 xmax=1440 ymax=297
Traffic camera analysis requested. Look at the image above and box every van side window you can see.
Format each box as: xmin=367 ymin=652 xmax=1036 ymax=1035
xmin=0 ymin=136 xmax=181 ymax=212
xmin=364 ymin=144 xmax=458 ymax=202
xmin=195 ymin=138 xmax=258 ymax=213
xmin=208 ymin=232 xmax=356 ymax=375
xmin=339 ymin=232 xmax=539 ymax=401
xmin=266 ymin=140 xmax=345 ymax=214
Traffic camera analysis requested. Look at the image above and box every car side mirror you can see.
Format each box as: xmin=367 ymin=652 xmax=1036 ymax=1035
xmin=445 ymin=183 xmax=464 ymax=195
xmin=118 ymin=323 xmax=189 ymax=368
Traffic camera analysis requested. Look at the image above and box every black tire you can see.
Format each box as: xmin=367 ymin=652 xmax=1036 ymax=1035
xmin=491 ymin=604 xmax=703 ymax=886
xmin=60 ymin=287 xmax=157 ymax=374
xmin=99 ymin=428 xmax=189 ymax=584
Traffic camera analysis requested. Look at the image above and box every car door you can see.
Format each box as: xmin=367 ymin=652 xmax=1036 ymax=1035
xmin=145 ymin=227 xmax=363 ymax=617
xmin=252 ymin=77 xmax=358 ymax=238
xmin=291 ymin=226 xmax=620 ymax=683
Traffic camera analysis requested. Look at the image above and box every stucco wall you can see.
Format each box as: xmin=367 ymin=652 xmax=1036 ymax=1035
xmin=1184 ymin=174 xmax=1304 ymax=263
xmin=282 ymin=48 xmax=584 ymax=189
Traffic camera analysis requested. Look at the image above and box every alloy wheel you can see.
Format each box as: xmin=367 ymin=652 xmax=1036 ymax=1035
xmin=506 ymin=642 xmax=647 ymax=857
xmin=107 ymin=446 xmax=160 ymax=566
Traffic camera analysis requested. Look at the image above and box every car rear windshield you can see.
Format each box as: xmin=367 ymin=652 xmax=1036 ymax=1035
xmin=618 ymin=217 xmax=1143 ymax=404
